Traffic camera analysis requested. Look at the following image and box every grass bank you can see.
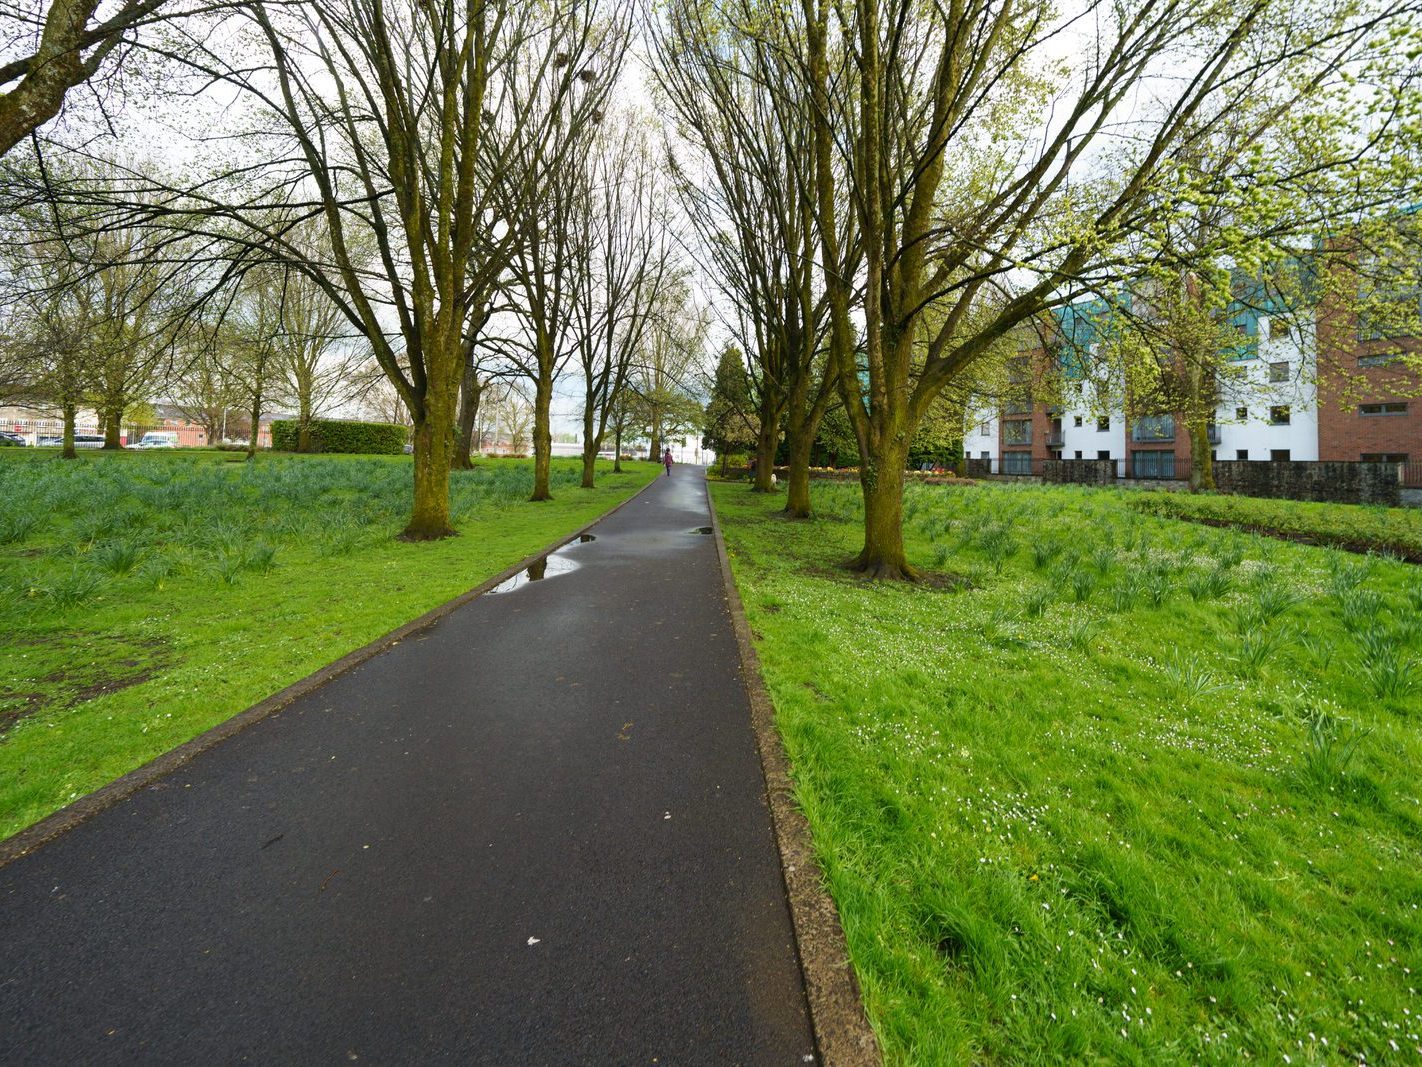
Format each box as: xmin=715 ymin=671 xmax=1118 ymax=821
xmin=1132 ymin=491 xmax=1422 ymax=560
xmin=712 ymin=479 xmax=1421 ymax=1064
xmin=0 ymin=452 xmax=658 ymax=839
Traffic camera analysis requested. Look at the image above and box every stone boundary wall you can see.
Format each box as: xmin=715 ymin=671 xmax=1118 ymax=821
xmin=1042 ymin=459 xmax=1116 ymax=485
xmin=1213 ymin=460 xmax=1401 ymax=506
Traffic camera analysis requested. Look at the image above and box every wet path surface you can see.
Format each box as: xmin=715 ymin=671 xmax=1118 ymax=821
xmin=0 ymin=467 xmax=815 ymax=1064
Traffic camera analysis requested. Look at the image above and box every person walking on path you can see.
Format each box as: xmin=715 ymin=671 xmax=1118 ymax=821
xmin=662 ymin=448 xmax=673 ymax=476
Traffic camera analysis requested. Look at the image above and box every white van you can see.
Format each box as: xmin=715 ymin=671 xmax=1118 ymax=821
xmin=134 ymin=431 xmax=178 ymax=449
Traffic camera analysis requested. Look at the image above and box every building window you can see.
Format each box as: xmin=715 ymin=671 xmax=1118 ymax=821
xmin=1361 ymin=452 xmax=1408 ymax=463
xmin=1074 ymin=415 xmax=1084 ymax=427
xmin=979 ymin=421 xmax=990 ymax=436
xmin=1001 ymin=451 xmax=1032 ymax=474
xmin=1235 ymin=406 xmax=1248 ymax=420
xmin=980 ymin=451 xmax=990 ymax=460
xmin=1097 ymin=450 xmax=1111 ymax=461
xmin=1273 ymin=322 xmax=1292 ymax=341
xmin=1132 ymin=451 xmax=1176 ymax=479
xmin=1358 ymin=354 xmax=1402 ymax=368
xmin=1131 ymin=415 xmax=1175 ymax=442
xmin=1002 ymin=419 xmax=1032 ymax=445
xmin=1074 ymin=450 xmax=1083 ymax=459
xmin=1236 ymin=449 xmax=1249 ymax=460
xmin=1269 ymin=361 xmax=1289 ymax=382
xmin=1360 ymin=402 xmax=1408 ymax=416
xmin=1269 ymin=405 xmax=1291 ymax=425
xmin=1096 ymin=416 xmax=1110 ymax=432
xmin=1271 ymin=449 xmax=1291 ymax=462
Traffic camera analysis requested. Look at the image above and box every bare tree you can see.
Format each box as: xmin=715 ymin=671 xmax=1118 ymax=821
xmin=492 ymin=43 xmax=622 ymax=501
xmin=569 ymin=107 xmax=679 ymax=489
xmin=39 ymin=0 xmax=632 ymax=535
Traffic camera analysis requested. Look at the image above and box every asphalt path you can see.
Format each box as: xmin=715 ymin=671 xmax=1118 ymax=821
xmin=0 ymin=465 xmax=815 ymax=1065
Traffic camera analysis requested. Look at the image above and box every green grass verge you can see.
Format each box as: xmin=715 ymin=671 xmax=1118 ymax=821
xmin=712 ymin=479 xmax=1422 ymax=1065
xmin=0 ymin=452 xmax=658 ymax=839
xmin=1132 ymin=491 xmax=1422 ymax=559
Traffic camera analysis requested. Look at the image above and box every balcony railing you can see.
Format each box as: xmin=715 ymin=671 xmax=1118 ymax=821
xmin=1046 ymin=431 xmax=1064 ymax=447
xmin=1131 ymin=416 xmax=1176 ymax=443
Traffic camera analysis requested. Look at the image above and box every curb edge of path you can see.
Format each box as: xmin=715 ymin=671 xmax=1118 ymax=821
xmin=0 ymin=472 xmax=662 ymax=870
xmin=706 ymin=486 xmax=883 ymax=1067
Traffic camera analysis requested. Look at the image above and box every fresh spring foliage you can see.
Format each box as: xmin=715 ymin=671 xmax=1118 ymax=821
xmin=712 ymin=480 xmax=1422 ymax=1064
xmin=0 ymin=450 xmax=658 ymax=838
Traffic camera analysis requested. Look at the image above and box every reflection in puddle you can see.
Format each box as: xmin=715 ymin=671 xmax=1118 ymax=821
xmin=489 ymin=553 xmax=579 ymax=594
xmin=692 ymin=527 xmax=713 ymax=535
xmin=579 ymin=534 xmax=597 ymax=543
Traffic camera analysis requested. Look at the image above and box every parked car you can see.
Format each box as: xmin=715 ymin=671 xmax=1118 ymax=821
xmin=0 ymin=430 xmax=25 ymax=447
xmin=36 ymin=433 xmax=104 ymax=448
xmin=132 ymin=431 xmax=178 ymax=449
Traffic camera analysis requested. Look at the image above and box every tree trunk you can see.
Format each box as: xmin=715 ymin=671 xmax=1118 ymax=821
xmin=783 ymin=424 xmax=815 ymax=518
xmin=613 ymin=424 xmax=623 ymax=473
xmin=102 ymin=406 xmax=123 ymax=449
xmin=246 ymin=385 xmax=262 ymax=462
xmin=61 ymin=404 xmax=77 ymax=460
xmin=854 ymin=446 xmax=914 ymax=580
xmin=752 ymin=413 xmax=777 ymax=492
xmin=297 ymin=388 xmax=313 ymax=453
xmin=530 ymin=370 xmax=553 ymax=502
xmin=406 ymin=386 xmax=455 ymax=543
xmin=454 ymin=358 xmax=481 ymax=472
xmin=580 ymin=384 xmax=597 ymax=489
xmin=1188 ymin=420 xmax=1215 ymax=492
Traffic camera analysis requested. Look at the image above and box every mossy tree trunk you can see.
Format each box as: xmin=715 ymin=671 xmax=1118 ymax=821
xmin=580 ymin=394 xmax=598 ymax=488
xmin=454 ymin=346 xmax=481 ymax=472
xmin=855 ymin=443 xmax=914 ymax=580
xmin=1188 ymin=419 xmax=1215 ymax=492
xmin=404 ymin=363 xmax=459 ymax=539
xmin=783 ymin=418 xmax=816 ymax=517
xmin=530 ymin=363 xmax=554 ymax=502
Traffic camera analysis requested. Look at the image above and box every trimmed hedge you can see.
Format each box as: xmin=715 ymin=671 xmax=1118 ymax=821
xmin=271 ymin=418 xmax=409 ymax=455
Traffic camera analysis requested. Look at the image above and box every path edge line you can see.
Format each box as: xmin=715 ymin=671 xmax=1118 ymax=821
xmin=706 ymin=484 xmax=882 ymax=1067
xmin=0 ymin=472 xmax=661 ymax=870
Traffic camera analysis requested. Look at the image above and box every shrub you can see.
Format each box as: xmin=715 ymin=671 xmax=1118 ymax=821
xmin=271 ymin=418 xmax=409 ymax=455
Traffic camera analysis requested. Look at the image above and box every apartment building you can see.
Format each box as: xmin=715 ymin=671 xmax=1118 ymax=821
xmin=965 ymin=294 xmax=1421 ymax=480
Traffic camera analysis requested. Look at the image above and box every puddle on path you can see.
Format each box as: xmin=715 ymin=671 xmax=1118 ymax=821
xmin=692 ymin=527 xmax=713 ymax=535
xmin=488 ymin=534 xmax=596 ymax=594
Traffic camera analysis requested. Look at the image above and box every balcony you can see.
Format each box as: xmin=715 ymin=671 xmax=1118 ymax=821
xmin=1046 ymin=431 xmax=1064 ymax=447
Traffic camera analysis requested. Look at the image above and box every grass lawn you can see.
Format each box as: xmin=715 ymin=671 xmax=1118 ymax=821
xmin=712 ymin=479 xmax=1422 ymax=1065
xmin=0 ymin=451 xmax=658 ymax=839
